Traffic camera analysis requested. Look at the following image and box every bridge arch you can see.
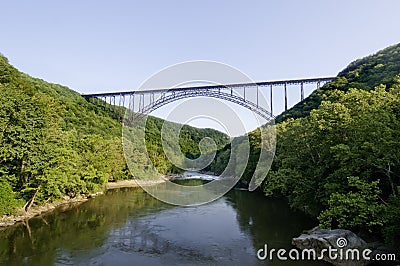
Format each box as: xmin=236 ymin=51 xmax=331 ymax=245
xmin=82 ymin=77 xmax=335 ymax=122
xmin=135 ymin=88 xmax=274 ymax=122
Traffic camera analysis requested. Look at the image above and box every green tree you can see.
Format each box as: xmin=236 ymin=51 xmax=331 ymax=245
xmin=318 ymin=176 xmax=385 ymax=232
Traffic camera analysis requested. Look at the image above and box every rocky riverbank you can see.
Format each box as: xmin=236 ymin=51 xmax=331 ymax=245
xmin=106 ymin=178 xmax=170 ymax=189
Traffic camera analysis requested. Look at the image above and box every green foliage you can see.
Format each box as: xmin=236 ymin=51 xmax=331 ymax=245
xmin=383 ymin=190 xmax=400 ymax=247
xmin=208 ymin=43 xmax=400 ymax=248
xmin=0 ymin=180 xmax=21 ymax=215
xmin=276 ymin=43 xmax=400 ymax=123
xmin=318 ymin=176 xmax=385 ymax=231
xmin=144 ymin=116 xmax=229 ymax=175
xmin=264 ymin=84 xmax=400 ymax=247
xmin=0 ymin=53 xmax=228 ymax=214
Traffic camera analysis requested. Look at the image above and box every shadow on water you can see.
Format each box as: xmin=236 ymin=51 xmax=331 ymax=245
xmin=0 ymin=187 xmax=170 ymax=266
xmin=225 ymin=189 xmax=314 ymax=249
xmin=0 ymin=181 xmax=329 ymax=265
xmin=225 ymin=189 xmax=330 ymax=265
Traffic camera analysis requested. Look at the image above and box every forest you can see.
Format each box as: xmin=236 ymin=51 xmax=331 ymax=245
xmin=0 ymin=54 xmax=228 ymax=215
xmin=209 ymin=43 xmax=400 ymax=249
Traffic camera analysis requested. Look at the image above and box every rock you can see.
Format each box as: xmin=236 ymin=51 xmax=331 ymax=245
xmin=292 ymin=227 xmax=370 ymax=266
xmin=87 ymin=191 xmax=103 ymax=199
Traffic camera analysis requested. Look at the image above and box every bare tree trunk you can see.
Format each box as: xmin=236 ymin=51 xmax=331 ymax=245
xmin=22 ymin=220 xmax=33 ymax=243
xmin=23 ymin=185 xmax=41 ymax=212
xmin=386 ymin=163 xmax=396 ymax=196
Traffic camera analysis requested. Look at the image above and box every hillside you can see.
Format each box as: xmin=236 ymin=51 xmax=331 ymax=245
xmin=210 ymin=43 xmax=400 ymax=249
xmin=276 ymin=43 xmax=400 ymax=123
xmin=0 ymin=54 xmax=229 ymax=215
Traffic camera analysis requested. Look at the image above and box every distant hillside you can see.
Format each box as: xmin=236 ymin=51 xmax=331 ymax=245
xmin=0 ymin=54 xmax=229 ymax=215
xmin=276 ymin=43 xmax=400 ymax=123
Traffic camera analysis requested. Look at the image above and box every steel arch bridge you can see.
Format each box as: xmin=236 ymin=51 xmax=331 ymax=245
xmin=141 ymin=88 xmax=273 ymax=121
xmin=82 ymin=77 xmax=334 ymax=122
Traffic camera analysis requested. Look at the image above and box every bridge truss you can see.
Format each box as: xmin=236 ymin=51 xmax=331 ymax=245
xmin=82 ymin=77 xmax=335 ymax=122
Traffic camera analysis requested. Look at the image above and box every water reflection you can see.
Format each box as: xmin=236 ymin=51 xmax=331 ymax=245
xmin=0 ymin=182 xmax=328 ymax=265
xmin=0 ymin=188 xmax=168 ymax=266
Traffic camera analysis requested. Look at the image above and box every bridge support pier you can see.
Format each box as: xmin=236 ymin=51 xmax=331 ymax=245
xmin=284 ymin=83 xmax=287 ymax=111
xmin=270 ymin=85 xmax=273 ymax=116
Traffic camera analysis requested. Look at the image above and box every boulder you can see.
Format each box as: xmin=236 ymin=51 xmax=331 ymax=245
xmin=292 ymin=227 xmax=369 ymax=266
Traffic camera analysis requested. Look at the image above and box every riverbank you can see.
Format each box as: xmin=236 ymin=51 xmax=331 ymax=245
xmin=0 ymin=191 xmax=103 ymax=228
xmin=0 ymin=178 xmax=169 ymax=229
xmin=106 ymin=177 xmax=171 ymax=189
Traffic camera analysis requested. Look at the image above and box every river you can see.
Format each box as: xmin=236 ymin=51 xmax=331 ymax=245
xmin=0 ymin=173 xmax=328 ymax=265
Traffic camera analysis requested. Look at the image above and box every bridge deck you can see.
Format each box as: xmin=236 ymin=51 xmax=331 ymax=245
xmin=82 ymin=77 xmax=335 ymax=97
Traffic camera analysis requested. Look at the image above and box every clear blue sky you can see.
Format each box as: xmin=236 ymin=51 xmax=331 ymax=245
xmin=2 ymin=1 xmax=400 ymax=134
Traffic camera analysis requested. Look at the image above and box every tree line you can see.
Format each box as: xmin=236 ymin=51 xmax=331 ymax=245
xmin=209 ymin=43 xmax=400 ymax=249
xmin=0 ymin=54 xmax=228 ymax=215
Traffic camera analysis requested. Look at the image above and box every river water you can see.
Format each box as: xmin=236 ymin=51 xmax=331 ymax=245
xmin=0 ymin=174 xmax=328 ymax=265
